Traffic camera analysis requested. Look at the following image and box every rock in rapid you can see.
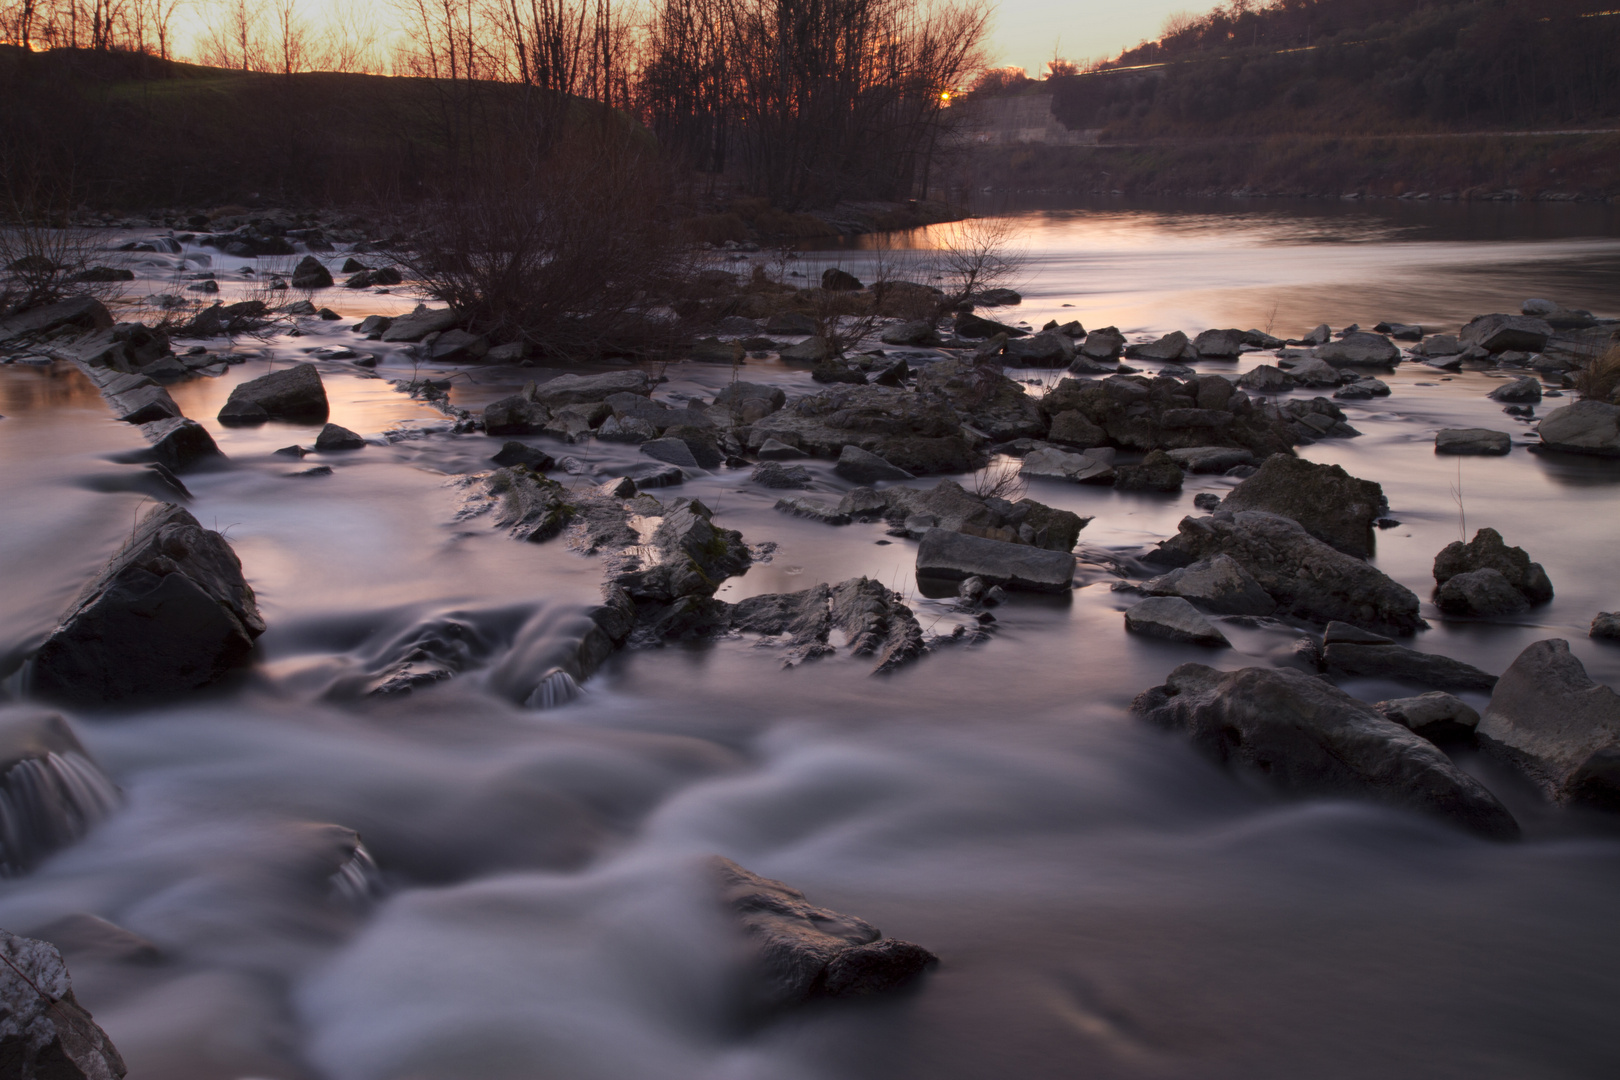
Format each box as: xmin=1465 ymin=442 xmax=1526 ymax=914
xmin=218 ymin=362 xmax=330 ymax=423
xmin=1217 ymin=455 xmax=1386 ymax=558
xmin=1131 ymin=663 xmax=1519 ymax=839
xmin=1141 ymin=554 xmax=1275 ymax=616
xmin=1433 ymin=528 xmax=1552 ymax=615
xmin=30 ymin=504 xmax=265 ymax=707
xmin=916 ymin=528 xmax=1075 ymax=594
xmin=1319 ymin=622 xmax=1497 ymax=691
xmin=1476 ymin=639 xmax=1620 ymax=806
xmin=0 ymin=928 xmax=127 ymax=1080
xmin=712 ymin=856 xmax=936 ymax=1012
xmin=1124 ymin=596 xmax=1230 ymax=647
xmin=0 ymin=709 xmax=120 ymax=876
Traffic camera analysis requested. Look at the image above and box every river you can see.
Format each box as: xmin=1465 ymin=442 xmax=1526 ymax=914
xmin=1 ymin=197 xmax=1618 ymax=1080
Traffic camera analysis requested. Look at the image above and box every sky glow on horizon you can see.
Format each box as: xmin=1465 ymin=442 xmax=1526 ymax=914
xmin=989 ymin=0 xmax=1197 ymax=77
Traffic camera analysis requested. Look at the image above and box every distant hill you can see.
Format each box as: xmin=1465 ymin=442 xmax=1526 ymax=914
xmin=1050 ymin=0 xmax=1620 ymax=138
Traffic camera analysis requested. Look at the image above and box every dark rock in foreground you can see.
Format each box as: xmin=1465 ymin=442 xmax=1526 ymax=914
xmin=1151 ymin=512 xmax=1424 ymax=637
xmin=1218 ymin=455 xmax=1385 ymax=558
xmin=1132 ymin=663 xmax=1519 ymax=839
xmin=30 ymin=504 xmax=265 ymax=707
xmin=219 ymin=362 xmax=330 ymax=423
xmin=139 ymin=416 xmax=223 ymax=472
xmin=1477 ymin=639 xmax=1620 ymax=805
xmin=916 ymin=528 xmax=1074 ymax=593
xmin=0 ymin=928 xmax=128 ymax=1080
xmin=1536 ymin=400 xmax=1620 ymax=457
xmin=1594 ymin=613 xmax=1620 ymax=641
xmin=1374 ymin=692 xmax=1481 ymax=742
xmin=712 ymin=856 xmax=936 ymax=1011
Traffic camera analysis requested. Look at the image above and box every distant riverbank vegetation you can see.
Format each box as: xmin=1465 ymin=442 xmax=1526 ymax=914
xmin=1039 ymin=0 xmax=1620 ymax=138
xmin=0 ymin=0 xmax=988 ymax=217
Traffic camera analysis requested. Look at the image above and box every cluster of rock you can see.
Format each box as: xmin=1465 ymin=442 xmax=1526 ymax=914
xmin=0 ymin=928 xmax=128 ymax=1080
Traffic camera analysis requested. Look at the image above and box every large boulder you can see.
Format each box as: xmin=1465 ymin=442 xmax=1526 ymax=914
xmin=916 ymin=528 xmax=1073 ymax=593
xmin=1217 ymin=455 xmax=1384 ymax=558
xmin=712 ymin=857 xmax=935 ymax=1012
xmin=1142 ymin=554 xmax=1275 ymax=616
xmin=1314 ymin=332 xmax=1400 ymax=369
xmin=289 ymin=255 xmax=333 ymax=290
xmin=1004 ymin=331 xmax=1074 ymax=366
xmin=1460 ymin=313 xmax=1553 ymax=354
xmin=1191 ymin=328 xmax=1244 ymax=359
xmin=30 ymin=504 xmax=265 ymax=706
xmin=0 ymin=929 xmax=128 ymax=1080
xmin=1125 ymin=331 xmax=1189 ymax=361
xmin=915 ymin=358 xmax=1045 ymax=441
xmin=218 ymin=362 xmax=330 ymax=423
xmin=1433 ymin=528 xmax=1552 ymax=608
xmin=1536 ymin=400 xmax=1620 ymax=457
xmin=1079 ymin=327 xmax=1125 ymax=360
xmin=1150 ymin=511 xmax=1425 ymax=637
xmin=1477 ymin=639 xmax=1620 ymax=805
xmin=0 ymin=296 xmax=112 ymax=343
xmin=608 ymin=498 xmax=751 ymax=602
xmin=1131 ymin=663 xmax=1519 ymax=839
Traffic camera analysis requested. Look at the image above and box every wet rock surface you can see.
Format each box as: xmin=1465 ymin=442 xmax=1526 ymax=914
xmin=1142 ymin=554 xmax=1275 ymax=616
xmin=30 ymin=504 xmax=265 ymax=707
xmin=218 ymin=363 xmax=330 ymax=423
xmin=1433 ymin=529 xmax=1552 ymax=610
xmin=1435 ymin=428 xmax=1511 ymax=455
xmin=916 ymin=528 xmax=1075 ymax=593
xmin=1374 ymin=692 xmax=1481 ymax=742
xmin=712 ymin=857 xmax=936 ymax=1012
xmin=0 ymin=929 xmax=128 ymax=1080
xmin=1536 ymin=400 xmax=1620 ymax=457
xmin=1320 ymin=622 xmax=1497 ymax=691
xmin=1124 ymin=596 xmax=1230 ymax=647
xmin=1132 ymin=663 xmax=1519 ymax=839
xmin=1218 ymin=455 xmax=1385 ymax=558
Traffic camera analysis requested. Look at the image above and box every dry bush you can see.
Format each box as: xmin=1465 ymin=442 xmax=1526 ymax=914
xmin=930 ymin=216 xmax=1027 ymax=312
xmin=1574 ymin=345 xmax=1620 ymax=404
xmin=387 ymin=113 xmax=686 ymax=359
xmin=972 ymin=456 xmax=1026 ymax=501
xmin=0 ymin=218 xmax=126 ymax=318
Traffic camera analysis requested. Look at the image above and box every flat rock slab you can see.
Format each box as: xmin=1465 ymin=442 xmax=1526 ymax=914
xmin=1124 ymin=596 xmax=1230 ymax=647
xmin=29 ymin=504 xmax=265 ymax=706
xmin=1436 ymin=428 xmax=1511 ymax=455
xmin=533 ymin=370 xmax=653 ymax=407
xmin=1324 ymin=639 xmax=1497 ymax=691
xmin=1132 ymin=663 xmax=1519 ymax=839
xmin=640 ymin=437 xmax=700 ymax=470
xmin=916 ymin=528 xmax=1074 ymax=593
xmin=1537 ymin=400 xmax=1620 ymax=457
xmin=1478 ymin=638 xmax=1620 ymax=804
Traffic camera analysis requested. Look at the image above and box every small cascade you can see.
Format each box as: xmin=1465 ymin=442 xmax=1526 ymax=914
xmin=0 ymin=751 xmax=121 ymax=877
xmin=525 ymin=669 xmax=581 ymax=710
xmin=329 ymin=840 xmax=386 ymax=911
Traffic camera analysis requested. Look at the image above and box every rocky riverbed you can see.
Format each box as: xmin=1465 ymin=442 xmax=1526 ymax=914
xmin=1 ymin=218 xmax=1619 ymax=1080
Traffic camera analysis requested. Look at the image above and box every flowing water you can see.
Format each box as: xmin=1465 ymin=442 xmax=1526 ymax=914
xmin=1 ymin=198 xmax=1619 ymax=1080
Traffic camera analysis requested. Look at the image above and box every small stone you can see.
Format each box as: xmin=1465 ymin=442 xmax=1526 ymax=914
xmin=490 ymin=441 xmax=555 ymax=470
xmin=315 ymin=423 xmax=366 ymax=451
xmin=750 ymin=462 xmax=814 ymax=489
xmin=1594 ymin=613 xmax=1620 ymax=641
xmin=1435 ymin=428 xmax=1511 ymax=455
xmin=1375 ymin=692 xmax=1481 ymax=741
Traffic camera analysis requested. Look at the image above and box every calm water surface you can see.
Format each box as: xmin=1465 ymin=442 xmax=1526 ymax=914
xmin=1 ymin=200 xmax=1618 ymax=1080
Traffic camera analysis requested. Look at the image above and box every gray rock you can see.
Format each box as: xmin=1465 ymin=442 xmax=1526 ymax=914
xmin=315 ymin=423 xmax=365 ymax=451
xmin=1375 ymin=322 xmax=1423 ymax=341
xmin=1113 ymin=449 xmax=1184 ymax=492
xmin=1461 ymin=314 xmax=1553 ymax=354
xmin=1124 ymin=596 xmax=1230 ymax=646
xmin=140 ymin=416 xmax=224 ymax=472
xmin=1322 ymin=621 xmax=1497 ymax=690
xmin=29 ymin=504 xmax=265 ymax=706
xmin=916 ymin=528 xmax=1074 ymax=593
xmin=880 ymin=320 xmax=940 ymax=347
xmin=1436 ymin=568 xmax=1530 ymax=617
xmin=533 ymin=371 xmax=653 ymax=407
xmin=1133 ymin=663 xmax=1517 ymax=838
xmin=1019 ymin=445 xmax=1114 ymax=484
xmin=1418 ymin=334 xmax=1463 ymax=357
xmin=610 ymin=498 xmax=751 ymax=602
xmin=756 ymin=437 xmax=805 ymax=460
xmin=489 ymin=441 xmax=554 ymax=470
xmin=1314 ymin=332 xmax=1400 ymax=369
xmin=640 ymin=437 xmax=701 ymax=470
xmin=427 ymin=328 xmax=488 ymax=362
xmin=781 ymin=336 xmax=833 ymax=363
xmin=1435 ymin=428 xmax=1511 ymax=455
xmin=1193 ymin=492 xmax=1221 ymax=511
xmin=1302 ymin=324 xmax=1332 ymax=346
xmin=1593 ymin=613 xmax=1620 ymax=641
xmin=484 ymin=394 xmax=550 ymax=436
xmin=1374 ymin=692 xmax=1481 ymax=741
xmin=1150 ymin=511 xmax=1425 ymax=637
xmin=1005 ymin=331 xmax=1074 ymax=366
xmin=1536 ymin=400 xmax=1620 ymax=457
xmin=1287 ymin=357 xmax=1343 ymax=385
xmin=1334 ymin=377 xmax=1390 ymax=400
xmin=751 ymin=462 xmax=814 ymax=489
xmin=1434 ymin=528 xmax=1552 ymax=606
xmin=1126 ymin=331 xmax=1190 ymax=361
xmin=1047 ymin=409 xmax=1107 ymax=449
xmin=289 ymin=255 xmax=333 ymax=289
xmin=835 ymin=445 xmax=914 ymax=483
xmin=106 ymin=380 xmax=180 ymax=424
xmin=830 ymin=578 xmax=926 ymax=673
xmin=487 ymin=468 xmax=574 ymax=542
xmin=0 ymin=929 xmax=128 ymax=1080
xmin=775 ymin=497 xmax=852 ymax=526
xmin=1478 ymin=639 xmax=1620 ymax=804
xmin=0 ymin=296 xmax=113 ymax=343
xmin=1236 ymin=364 xmax=1296 ymax=393
xmin=1192 ymin=328 xmax=1245 ymax=359
xmin=1522 ymin=299 xmax=1558 ymax=317
xmin=1166 ymin=446 xmax=1255 ymax=473
xmin=712 ymin=857 xmax=935 ymax=1012
xmin=218 ymin=362 xmax=329 ymax=423
xmin=1218 ymin=455 xmax=1384 ymax=558
xmin=1487 ymin=376 xmax=1542 ymax=404
xmin=1142 ymin=554 xmax=1275 ymax=616
xmin=380 ymin=305 xmax=459 ymax=342
xmin=485 ymin=341 xmax=527 ymax=364
xmin=1079 ymin=327 xmax=1125 ymax=360
xmin=621 ymin=462 xmax=685 ymax=490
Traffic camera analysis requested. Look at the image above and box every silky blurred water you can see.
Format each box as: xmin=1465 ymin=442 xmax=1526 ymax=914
xmin=1 ymin=200 xmax=1618 ymax=1080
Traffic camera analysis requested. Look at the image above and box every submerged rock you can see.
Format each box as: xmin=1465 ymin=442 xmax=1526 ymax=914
xmin=0 ymin=710 xmax=120 ymax=876
xmin=1218 ymin=455 xmax=1385 ymax=558
xmin=1477 ymin=639 xmax=1620 ymax=805
xmin=1132 ymin=663 xmax=1518 ymax=839
xmin=0 ymin=928 xmax=128 ymax=1080
xmin=1150 ymin=512 xmax=1424 ymax=637
xmin=30 ymin=504 xmax=265 ymax=707
xmin=1124 ymin=596 xmax=1230 ymax=647
xmin=1320 ymin=622 xmax=1497 ymax=691
xmin=712 ymin=857 xmax=936 ymax=1012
